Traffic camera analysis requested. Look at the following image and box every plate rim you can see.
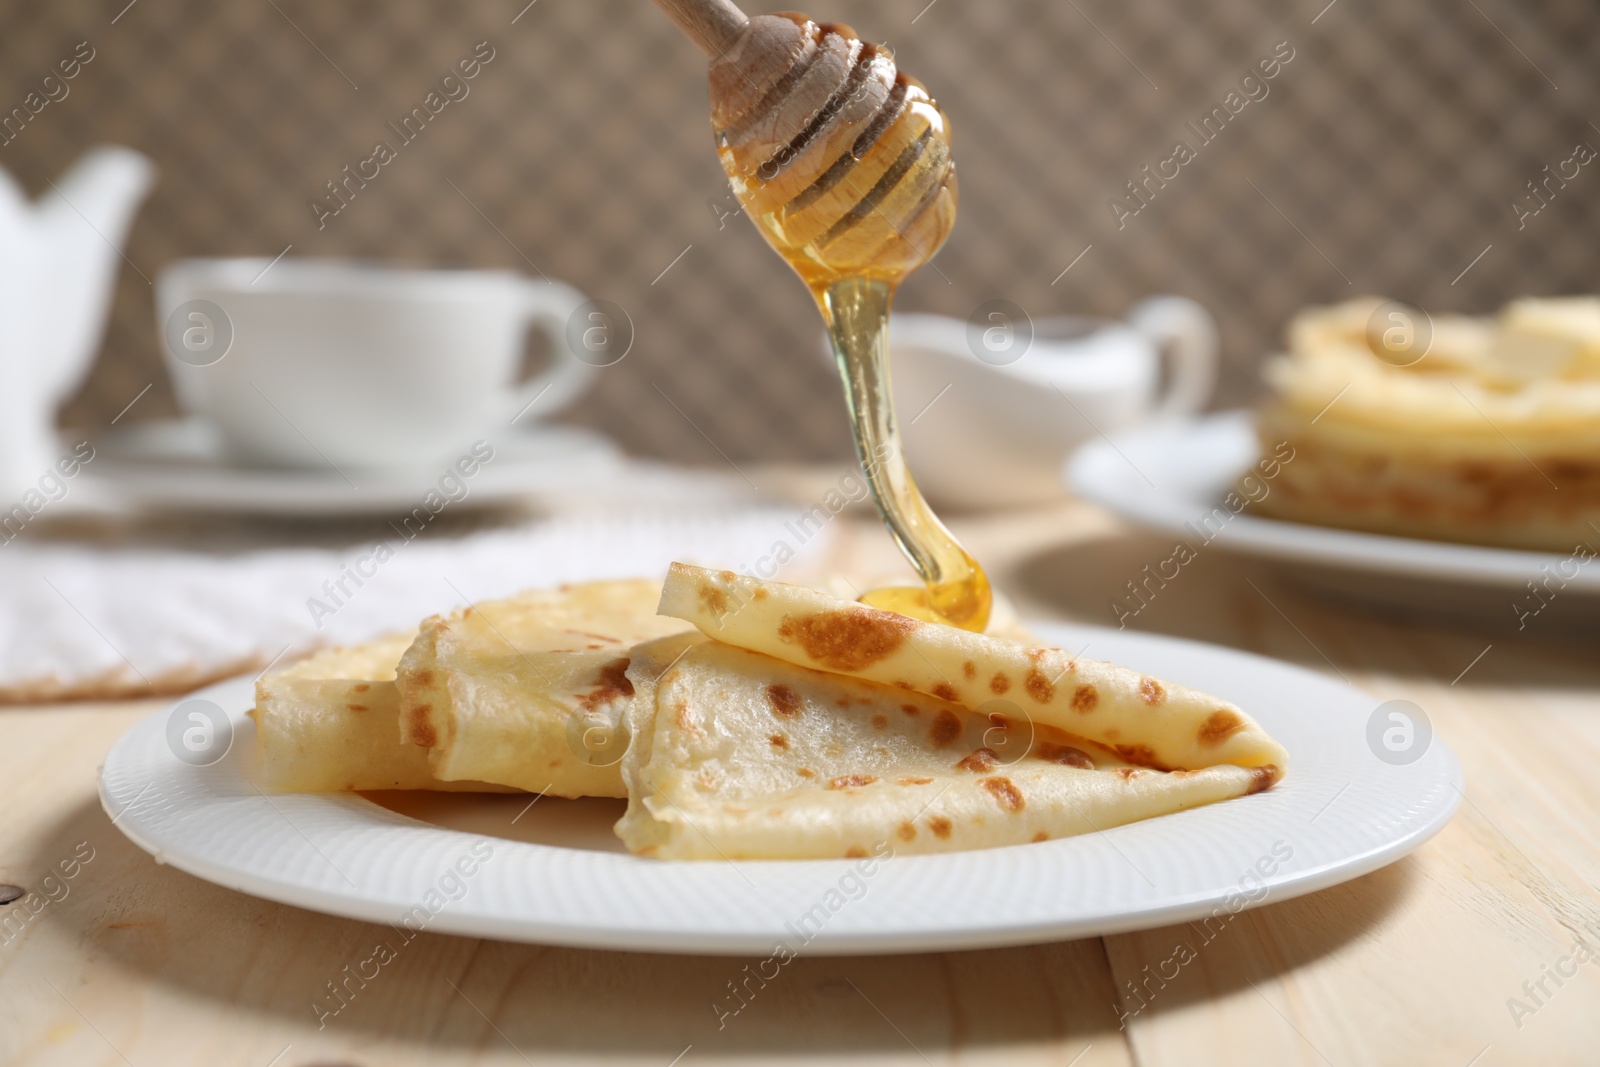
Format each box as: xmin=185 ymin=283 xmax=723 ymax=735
xmin=79 ymin=421 xmax=621 ymax=516
xmin=1065 ymin=410 xmax=1600 ymax=592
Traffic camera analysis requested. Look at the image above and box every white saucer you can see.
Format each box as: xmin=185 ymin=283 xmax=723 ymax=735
xmin=99 ymin=620 xmax=1460 ymax=956
xmin=1066 ymin=412 xmax=1600 ymax=598
xmin=82 ymin=418 xmax=621 ymax=516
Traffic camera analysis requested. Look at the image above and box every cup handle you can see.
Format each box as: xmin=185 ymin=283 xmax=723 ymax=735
xmin=1128 ymin=295 xmax=1219 ymax=421
xmin=504 ymin=280 xmax=597 ymax=425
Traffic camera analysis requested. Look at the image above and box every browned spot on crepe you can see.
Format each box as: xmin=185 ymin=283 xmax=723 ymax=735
xmin=406 ymin=704 xmax=435 ymax=748
xmin=578 ymin=658 xmax=633 ymax=711
xmin=933 ymin=682 xmax=958 ymax=702
xmin=897 ymin=821 xmax=917 ymax=841
xmin=346 ymin=703 xmax=368 ymax=712
xmin=981 ymin=776 xmax=1025 ymax=812
xmin=897 ymin=775 xmax=934 ymax=785
xmin=719 ymin=569 xmax=737 ymax=582
xmin=956 ymin=748 xmax=999 ymax=772
xmin=844 ymin=846 xmax=868 ymax=858
xmin=1032 ymin=831 xmax=1049 ymax=843
xmin=871 ymin=714 xmax=888 ymax=730
xmin=698 ymin=583 xmax=729 ymax=615
xmin=962 ymin=660 xmax=976 ymax=679
xmin=770 ymin=733 xmax=789 ymax=750
xmin=413 ymin=669 xmax=434 ymax=688
xmin=1114 ymin=743 xmax=1172 ymax=771
xmin=1248 ymin=765 xmax=1280 ymax=793
xmin=929 ymin=816 xmax=953 ymax=839
xmin=352 ymin=683 xmax=370 ymax=693
xmin=753 ymin=587 xmax=769 ymax=601
xmin=1034 ymin=742 xmax=1095 ymax=769
xmin=929 ymin=710 xmax=962 ymax=747
xmin=1024 ymin=669 xmax=1054 ymax=703
xmin=778 ymin=608 xmax=917 ymax=670
xmin=797 ymin=767 xmax=817 ymax=779
xmin=1070 ymin=684 xmax=1098 ymax=712
xmin=766 ymin=683 xmax=801 ymax=718
xmin=1139 ymin=677 xmax=1166 ymax=705
xmin=990 ymin=672 xmax=1010 ymax=695
xmin=892 ymin=680 xmax=915 ymax=691
xmin=1199 ymin=709 xmax=1246 ymax=745
xmin=900 ymin=704 xmax=920 ymax=716
xmin=830 ymin=774 xmax=878 ymax=789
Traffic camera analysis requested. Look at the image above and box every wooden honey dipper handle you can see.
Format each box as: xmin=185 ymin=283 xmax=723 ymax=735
xmin=652 ymin=0 xmax=750 ymax=56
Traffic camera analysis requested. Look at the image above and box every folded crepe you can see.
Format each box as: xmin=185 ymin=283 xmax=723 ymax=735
xmin=657 ymin=564 xmax=1287 ymax=780
xmin=257 ymin=577 xmax=1026 ymax=799
xmin=616 ymin=632 xmax=1279 ymax=860
xmin=256 ymin=568 xmax=1290 ymax=862
xmin=396 ymin=579 xmax=691 ymax=797
xmin=251 ymin=634 xmax=515 ymax=793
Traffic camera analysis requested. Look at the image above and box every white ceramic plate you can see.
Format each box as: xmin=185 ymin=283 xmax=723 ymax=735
xmin=1066 ymin=411 xmax=1600 ymax=595
xmin=99 ymin=621 xmax=1460 ymax=956
xmin=81 ymin=417 xmax=621 ymax=516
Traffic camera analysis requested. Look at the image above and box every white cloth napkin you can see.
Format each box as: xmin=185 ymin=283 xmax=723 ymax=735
xmin=0 ymin=507 xmax=831 ymax=701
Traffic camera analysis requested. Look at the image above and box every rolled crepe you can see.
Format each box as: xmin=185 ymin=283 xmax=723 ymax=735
xmin=658 ymin=564 xmax=1287 ymax=781
xmin=396 ymin=579 xmax=690 ymax=797
xmin=251 ymin=634 xmax=516 ymax=793
xmin=617 ymin=635 xmax=1276 ymax=860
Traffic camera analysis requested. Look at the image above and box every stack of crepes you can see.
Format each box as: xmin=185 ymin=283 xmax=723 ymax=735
xmin=1254 ymin=296 xmax=1600 ymax=551
xmin=252 ymin=564 xmax=1287 ymax=860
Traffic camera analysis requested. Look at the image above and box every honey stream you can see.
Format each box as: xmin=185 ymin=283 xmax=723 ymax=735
xmin=715 ymin=20 xmax=990 ymax=630
xmin=815 ymin=277 xmax=990 ymax=630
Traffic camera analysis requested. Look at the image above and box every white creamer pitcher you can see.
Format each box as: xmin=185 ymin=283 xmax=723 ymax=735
xmin=887 ymin=296 xmax=1219 ymax=509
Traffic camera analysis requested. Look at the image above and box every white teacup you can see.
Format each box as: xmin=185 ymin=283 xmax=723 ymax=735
xmin=156 ymin=258 xmax=599 ymax=469
xmin=887 ymin=296 xmax=1219 ymax=509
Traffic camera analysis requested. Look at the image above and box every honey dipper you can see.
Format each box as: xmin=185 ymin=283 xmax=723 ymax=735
xmin=654 ymin=0 xmax=989 ymax=631
xmin=653 ymin=0 xmax=958 ymax=287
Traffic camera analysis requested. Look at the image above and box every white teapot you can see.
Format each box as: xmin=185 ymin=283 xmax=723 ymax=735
xmin=0 ymin=146 xmax=155 ymax=496
xmin=887 ymin=296 xmax=1219 ymax=509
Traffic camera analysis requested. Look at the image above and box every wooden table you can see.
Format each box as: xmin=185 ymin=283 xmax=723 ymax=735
xmin=3 ymin=495 xmax=1597 ymax=1066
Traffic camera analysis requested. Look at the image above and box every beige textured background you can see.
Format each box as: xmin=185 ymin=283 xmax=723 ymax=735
xmin=3 ymin=0 xmax=1597 ymax=463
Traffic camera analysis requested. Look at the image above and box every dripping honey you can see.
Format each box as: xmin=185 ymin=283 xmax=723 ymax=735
xmin=817 ymin=276 xmax=990 ymax=631
xmin=720 ymin=58 xmax=990 ymax=631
